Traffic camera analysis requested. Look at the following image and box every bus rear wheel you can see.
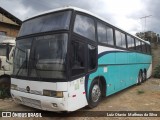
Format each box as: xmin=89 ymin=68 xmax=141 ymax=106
xmin=137 ymin=71 xmax=143 ymax=85
xmin=88 ymin=79 xmax=102 ymax=108
xmin=142 ymin=70 xmax=147 ymax=82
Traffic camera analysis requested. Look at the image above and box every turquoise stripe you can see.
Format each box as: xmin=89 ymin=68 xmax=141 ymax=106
xmin=86 ymin=51 xmax=152 ymax=98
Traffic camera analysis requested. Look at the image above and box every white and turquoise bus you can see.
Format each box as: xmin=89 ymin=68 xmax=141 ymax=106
xmin=10 ymin=7 xmax=152 ymax=112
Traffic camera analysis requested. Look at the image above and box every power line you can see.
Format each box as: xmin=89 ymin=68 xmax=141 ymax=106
xmin=140 ymin=15 xmax=152 ymax=32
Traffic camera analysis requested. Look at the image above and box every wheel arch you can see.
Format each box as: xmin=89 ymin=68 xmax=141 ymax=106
xmin=140 ymin=69 xmax=143 ymax=73
xmin=87 ymin=75 xmax=106 ymax=108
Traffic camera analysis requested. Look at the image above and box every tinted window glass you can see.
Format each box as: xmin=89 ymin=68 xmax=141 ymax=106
xmin=13 ymin=39 xmax=32 ymax=77
xmin=115 ymin=31 xmax=121 ymax=47
xmin=88 ymin=44 xmax=97 ymax=70
xmin=19 ymin=11 xmax=72 ymax=36
xmin=71 ymin=41 xmax=86 ymax=76
xmin=97 ymin=23 xmax=106 ymax=43
xmin=74 ymin=14 xmax=95 ymax=41
xmin=0 ymin=45 xmax=12 ymax=56
xmin=142 ymin=42 xmax=146 ymax=53
xmin=127 ymin=35 xmax=135 ymax=50
xmin=107 ymin=27 xmax=114 ymax=45
xmin=0 ymin=45 xmax=6 ymax=56
xmin=115 ymin=30 xmax=126 ymax=48
xmin=29 ymin=34 xmax=68 ymax=79
xmin=14 ymin=34 xmax=68 ymax=79
xmin=146 ymin=44 xmax=151 ymax=54
xmin=97 ymin=22 xmax=114 ymax=45
xmin=135 ymin=39 xmax=142 ymax=51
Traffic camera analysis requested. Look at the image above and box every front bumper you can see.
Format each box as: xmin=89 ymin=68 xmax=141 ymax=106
xmin=11 ymin=90 xmax=68 ymax=112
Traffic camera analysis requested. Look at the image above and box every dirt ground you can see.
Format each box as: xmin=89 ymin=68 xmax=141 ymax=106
xmin=0 ymin=78 xmax=160 ymax=120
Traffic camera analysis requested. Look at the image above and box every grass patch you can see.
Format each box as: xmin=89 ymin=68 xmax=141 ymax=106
xmin=153 ymin=63 xmax=160 ymax=78
xmin=137 ymin=89 xmax=145 ymax=94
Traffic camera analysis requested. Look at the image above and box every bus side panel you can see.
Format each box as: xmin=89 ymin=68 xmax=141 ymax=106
xmin=87 ymin=52 xmax=116 ymax=96
xmin=86 ymin=48 xmax=152 ymax=98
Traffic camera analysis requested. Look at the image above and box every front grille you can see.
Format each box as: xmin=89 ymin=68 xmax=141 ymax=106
xmin=18 ymin=88 xmax=27 ymax=93
xmin=18 ymin=87 xmax=42 ymax=95
xmin=30 ymin=90 xmax=42 ymax=95
xmin=21 ymin=97 xmax=41 ymax=109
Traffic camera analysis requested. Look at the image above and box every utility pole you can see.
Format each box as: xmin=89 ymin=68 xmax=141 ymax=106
xmin=157 ymin=34 xmax=159 ymax=43
xmin=140 ymin=15 xmax=152 ymax=32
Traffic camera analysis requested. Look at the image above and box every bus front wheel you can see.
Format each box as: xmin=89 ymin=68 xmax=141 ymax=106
xmin=88 ymin=79 xmax=102 ymax=108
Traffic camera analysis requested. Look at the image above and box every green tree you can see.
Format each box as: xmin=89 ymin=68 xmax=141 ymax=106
xmin=153 ymin=63 xmax=160 ymax=78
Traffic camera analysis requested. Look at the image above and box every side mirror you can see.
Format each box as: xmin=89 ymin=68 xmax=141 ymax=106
xmin=6 ymin=43 xmax=10 ymax=61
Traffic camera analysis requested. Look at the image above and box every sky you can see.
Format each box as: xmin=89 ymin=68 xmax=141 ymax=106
xmin=0 ymin=0 xmax=159 ymax=35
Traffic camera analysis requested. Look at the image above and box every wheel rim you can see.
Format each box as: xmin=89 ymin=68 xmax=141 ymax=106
xmin=91 ymin=84 xmax=101 ymax=102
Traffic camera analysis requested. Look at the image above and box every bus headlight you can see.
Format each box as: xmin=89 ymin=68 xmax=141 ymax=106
xmin=11 ymin=84 xmax=18 ymax=90
xmin=43 ymin=90 xmax=63 ymax=98
xmin=56 ymin=91 xmax=63 ymax=98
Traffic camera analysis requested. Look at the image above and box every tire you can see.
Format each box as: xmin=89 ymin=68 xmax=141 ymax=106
xmin=88 ymin=79 xmax=102 ymax=108
xmin=137 ymin=71 xmax=143 ymax=85
xmin=0 ymin=77 xmax=11 ymax=97
xmin=142 ymin=70 xmax=147 ymax=82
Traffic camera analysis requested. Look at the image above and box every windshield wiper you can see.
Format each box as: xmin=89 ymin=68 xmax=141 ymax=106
xmin=15 ymin=47 xmax=29 ymax=76
xmin=16 ymin=59 xmax=28 ymax=76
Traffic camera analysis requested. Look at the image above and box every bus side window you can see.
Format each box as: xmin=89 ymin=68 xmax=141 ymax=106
xmin=71 ymin=41 xmax=86 ymax=76
xmin=97 ymin=23 xmax=107 ymax=43
xmin=97 ymin=22 xmax=114 ymax=46
xmin=88 ymin=44 xmax=97 ymax=71
xmin=142 ymin=42 xmax=146 ymax=53
xmin=115 ymin=30 xmax=126 ymax=48
xmin=73 ymin=14 xmax=95 ymax=41
xmin=146 ymin=44 xmax=151 ymax=54
xmin=127 ymin=35 xmax=135 ymax=50
xmin=135 ymin=39 xmax=142 ymax=52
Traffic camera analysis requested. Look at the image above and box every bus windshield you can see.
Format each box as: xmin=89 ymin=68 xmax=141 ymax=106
xmin=18 ymin=11 xmax=72 ymax=37
xmin=13 ymin=34 xmax=68 ymax=79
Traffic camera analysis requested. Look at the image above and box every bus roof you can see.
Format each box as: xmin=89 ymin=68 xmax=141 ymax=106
xmin=25 ymin=6 xmax=150 ymax=45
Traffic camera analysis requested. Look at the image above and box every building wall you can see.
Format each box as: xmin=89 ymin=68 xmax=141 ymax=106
xmin=0 ymin=13 xmax=20 ymax=37
xmin=0 ymin=13 xmax=18 ymax=25
xmin=0 ymin=22 xmax=20 ymax=37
